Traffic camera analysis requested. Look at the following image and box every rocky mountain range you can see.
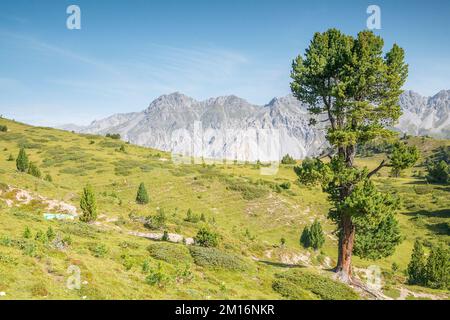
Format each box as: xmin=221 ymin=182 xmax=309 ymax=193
xmin=59 ymin=90 xmax=450 ymax=161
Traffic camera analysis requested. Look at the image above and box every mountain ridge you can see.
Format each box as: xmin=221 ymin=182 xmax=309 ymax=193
xmin=58 ymin=90 xmax=450 ymax=160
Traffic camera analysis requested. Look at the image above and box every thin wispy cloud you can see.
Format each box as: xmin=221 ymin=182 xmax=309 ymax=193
xmin=0 ymin=14 xmax=28 ymax=24
xmin=124 ymin=43 xmax=250 ymax=86
xmin=0 ymin=30 xmax=120 ymax=75
xmin=0 ymin=30 xmax=275 ymax=125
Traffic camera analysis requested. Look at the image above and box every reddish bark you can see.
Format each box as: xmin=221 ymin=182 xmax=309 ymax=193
xmin=335 ymin=215 xmax=355 ymax=281
xmin=334 ymin=145 xmax=357 ymax=281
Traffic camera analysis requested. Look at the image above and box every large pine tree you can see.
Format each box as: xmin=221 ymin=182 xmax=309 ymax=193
xmin=291 ymin=29 xmax=418 ymax=281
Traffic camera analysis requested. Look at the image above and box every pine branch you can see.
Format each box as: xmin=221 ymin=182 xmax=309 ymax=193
xmin=367 ymin=159 xmax=392 ymax=179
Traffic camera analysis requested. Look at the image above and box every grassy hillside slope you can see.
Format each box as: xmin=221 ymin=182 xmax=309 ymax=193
xmin=0 ymin=118 xmax=448 ymax=299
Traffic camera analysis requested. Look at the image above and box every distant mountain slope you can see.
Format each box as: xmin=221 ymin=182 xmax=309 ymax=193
xmin=397 ymin=90 xmax=450 ymax=138
xmin=59 ymin=90 xmax=450 ymax=160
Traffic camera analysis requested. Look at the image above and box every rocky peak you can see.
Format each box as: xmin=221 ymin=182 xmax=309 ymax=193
xmin=145 ymin=92 xmax=197 ymax=113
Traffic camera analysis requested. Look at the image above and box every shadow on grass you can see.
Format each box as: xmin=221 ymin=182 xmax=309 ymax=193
xmin=435 ymin=185 xmax=450 ymax=192
xmin=403 ymin=180 xmax=450 ymax=192
xmin=405 ymin=209 xmax=450 ymax=237
xmin=403 ymin=179 xmax=429 ymax=185
xmin=257 ymin=260 xmax=307 ymax=269
xmin=404 ymin=209 xmax=450 ymax=219
xmin=426 ymin=222 xmax=450 ymax=236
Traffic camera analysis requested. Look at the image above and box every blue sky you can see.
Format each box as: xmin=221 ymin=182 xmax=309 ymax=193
xmin=1 ymin=0 xmax=449 ymax=126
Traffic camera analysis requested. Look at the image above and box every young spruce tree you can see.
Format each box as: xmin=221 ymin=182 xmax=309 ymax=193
xmin=136 ymin=182 xmax=149 ymax=204
xmin=300 ymin=220 xmax=325 ymax=250
xmin=425 ymin=245 xmax=449 ymax=289
xmin=28 ymin=162 xmax=42 ymax=178
xmin=300 ymin=225 xmax=311 ymax=248
xmin=309 ymin=219 xmax=325 ymax=250
xmin=407 ymin=239 xmax=426 ymax=285
xmin=16 ymin=148 xmax=29 ymax=172
xmin=79 ymin=184 xmax=97 ymax=222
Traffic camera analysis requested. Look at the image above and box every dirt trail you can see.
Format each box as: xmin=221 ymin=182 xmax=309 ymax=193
xmin=92 ymin=216 xmax=195 ymax=245
xmin=128 ymin=231 xmax=195 ymax=245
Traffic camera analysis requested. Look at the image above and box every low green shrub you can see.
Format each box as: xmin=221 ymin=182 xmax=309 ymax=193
xmin=105 ymin=133 xmax=121 ymax=140
xmin=21 ymin=242 xmax=37 ymax=257
xmin=189 ymin=246 xmax=247 ymax=271
xmin=0 ymin=235 xmax=13 ymax=246
xmin=119 ymin=241 xmax=139 ymax=249
xmin=89 ymin=243 xmax=108 ymax=258
xmin=28 ymin=162 xmax=42 ymax=178
xmin=121 ymin=254 xmax=135 ymax=271
xmin=272 ymin=278 xmax=317 ymax=300
xmin=145 ymin=264 xmax=169 ymax=287
xmin=184 ymin=208 xmax=201 ymax=223
xmin=413 ymin=185 xmax=433 ymax=195
xmin=62 ymin=222 xmax=98 ymax=239
xmin=224 ymin=177 xmax=269 ymax=200
xmin=272 ymin=269 xmax=359 ymax=300
xmin=0 ymin=253 xmax=17 ymax=265
xmin=17 ymin=139 xmax=42 ymax=149
xmin=44 ymin=173 xmax=53 ymax=182
xmin=279 ymin=182 xmax=291 ymax=190
xmin=0 ymin=132 xmax=24 ymax=141
xmin=42 ymin=147 xmax=90 ymax=167
xmin=281 ymin=154 xmax=296 ymax=165
xmin=147 ymin=242 xmax=192 ymax=265
xmin=144 ymin=210 xmax=166 ymax=230
xmin=194 ymin=227 xmax=219 ymax=247
xmin=30 ymin=283 xmax=49 ymax=297
xmin=59 ymin=167 xmax=88 ymax=176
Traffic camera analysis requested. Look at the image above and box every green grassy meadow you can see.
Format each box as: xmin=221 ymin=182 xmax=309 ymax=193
xmin=0 ymin=118 xmax=448 ymax=299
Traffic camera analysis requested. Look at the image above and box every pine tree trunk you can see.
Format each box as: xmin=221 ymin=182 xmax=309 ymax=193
xmin=334 ymin=144 xmax=357 ymax=282
xmin=335 ymin=215 xmax=355 ymax=282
